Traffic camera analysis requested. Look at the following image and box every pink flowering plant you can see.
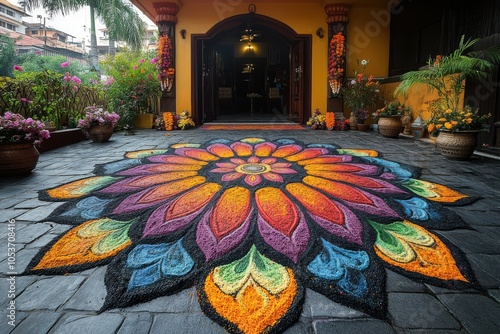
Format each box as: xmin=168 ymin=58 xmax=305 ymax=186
xmin=77 ymin=105 xmax=120 ymax=130
xmin=0 ymin=112 xmax=50 ymax=144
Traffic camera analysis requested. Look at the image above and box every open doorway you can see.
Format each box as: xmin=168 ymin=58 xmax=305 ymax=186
xmin=192 ymin=13 xmax=311 ymax=124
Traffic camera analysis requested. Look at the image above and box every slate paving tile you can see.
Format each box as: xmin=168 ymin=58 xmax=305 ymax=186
xmin=436 ymin=230 xmax=500 ymax=255
xmin=0 ymin=311 xmax=28 ymax=334
xmin=121 ymin=288 xmax=193 ymax=313
xmin=0 ymin=209 xmax=29 ymax=221
xmin=150 ymin=313 xmax=227 ymax=334
xmin=488 ymin=289 xmax=500 ymax=304
xmin=63 ymin=266 xmax=107 ymax=311
xmin=52 ymin=313 xmax=124 ymax=334
xmin=466 ymin=254 xmax=500 ymax=288
xmin=16 ymin=276 xmax=86 ymax=311
xmin=0 ymin=247 xmax=38 ymax=274
xmin=116 ymin=313 xmax=153 ymax=334
xmin=14 ymin=198 xmax=53 ymax=209
xmin=12 ymin=222 xmax=52 ymax=244
xmin=15 ymin=202 xmax=64 ymax=222
xmin=387 ymin=293 xmax=460 ymax=329
xmin=312 ymin=319 xmax=396 ymax=334
xmin=10 ymin=310 xmax=61 ymax=334
xmin=437 ymin=294 xmax=500 ymax=334
xmin=301 ymin=289 xmax=366 ymax=318
xmin=385 ymin=270 xmax=426 ymax=293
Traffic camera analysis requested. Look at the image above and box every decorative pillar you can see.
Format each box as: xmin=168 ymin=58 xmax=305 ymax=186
xmin=325 ymin=3 xmax=350 ymax=115
xmin=154 ymin=2 xmax=178 ymax=100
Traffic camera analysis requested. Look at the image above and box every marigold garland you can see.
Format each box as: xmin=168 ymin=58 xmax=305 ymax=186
xmin=158 ymin=35 xmax=175 ymax=92
xmin=163 ymin=112 xmax=174 ymax=131
xmin=326 ymin=112 xmax=335 ymax=130
xmin=328 ymin=32 xmax=346 ymax=96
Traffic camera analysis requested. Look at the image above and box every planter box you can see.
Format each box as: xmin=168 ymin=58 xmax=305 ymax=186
xmin=38 ymin=128 xmax=86 ymax=153
xmin=135 ymin=113 xmax=155 ymax=129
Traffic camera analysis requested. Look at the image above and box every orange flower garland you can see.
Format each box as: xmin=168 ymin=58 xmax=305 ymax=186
xmin=328 ymin=32 xmax=346 ymax=96
xmin=163 ymin=112 xmax=174 ymax=131
xmin=326 ymin=112 xmax=335 ymax=130
xmin=158 ymin=35 xmax=175 ymax=92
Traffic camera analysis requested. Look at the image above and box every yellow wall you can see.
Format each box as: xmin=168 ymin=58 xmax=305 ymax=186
xmin=174 ymin=1 xmax=391 ymax=117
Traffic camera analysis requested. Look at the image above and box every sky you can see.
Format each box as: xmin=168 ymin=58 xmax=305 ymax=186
xmin=21 ymin=2 xmax=154 ymax=43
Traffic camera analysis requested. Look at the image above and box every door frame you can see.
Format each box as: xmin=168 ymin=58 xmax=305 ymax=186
xmin=191 ymin=13 xmax=311 ymax=124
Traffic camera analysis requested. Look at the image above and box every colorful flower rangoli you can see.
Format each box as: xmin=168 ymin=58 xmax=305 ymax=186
xmin=29 ymin=138 xmax=479 ymax=334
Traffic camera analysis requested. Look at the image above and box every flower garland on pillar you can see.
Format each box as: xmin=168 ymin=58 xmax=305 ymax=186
xmin=328 ymin=32 xmax=346 ymax=96
xmin=158 ymin=35 xmax=175 ymax=92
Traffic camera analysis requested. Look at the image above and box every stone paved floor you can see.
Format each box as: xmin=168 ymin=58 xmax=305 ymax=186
xmin=1 ymin=128 xmax=499 ymax=334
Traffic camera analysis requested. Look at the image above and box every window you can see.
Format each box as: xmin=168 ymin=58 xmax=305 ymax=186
xmin=0 ymin=21 xmax=5 ymax=28
xmin=0 ymin=7 xmax=5 ymax=13
xmin=6 ymin=10 xmax=14 ymax=17
xmin=32 ymin=30 xmax=38 ymax=35
xmin=7 ymin=23 xmax=15 ymax=31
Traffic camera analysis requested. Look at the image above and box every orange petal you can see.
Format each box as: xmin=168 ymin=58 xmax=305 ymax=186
xmin=231 ymin=142 xmax=253 ymax=156
xmin=255 ymin=187 xmax=299 ymax=237
xmin=127 ymin=172 xmax=199 ymax=188
xmin=210 ymin=187 xmax=251 ymax=240
xmin=272 ymin=144 xmax=302 ymax=158
xmin=304 ymin=164 xmax=364 ymax=173
xmin=147 ymin=164 xmax=203 ymax=172
xmin=307 ymin=171 xmax=386 ymax=190
xmin=138 ymin=176 xmax=206 ymax=204
xmin=373 ymin=220 xmax=468 ymax=282
xmin=254 ymin=142 xmax=277 ymax=157
xmin=156 ymin=156 xmax=208 ymax=165
xmin=166 ymin=183 xmax=222 ymax=221
xmin=285 ymin=148 xmax=328 ymax=162
xmin=297 ymin=156 xmax=352 ymax=165
xmin=207 ymin=144 xmax=235 ymax=158
xmin=203 ymin=268 xmax=297 ymax=334
xmin=286 ymin=183 xmax=344 ymax=225
xmin=175 ymin=148 xmax=219 ymax=161
xmin=303 ymin=176 xmax=373 ymax=205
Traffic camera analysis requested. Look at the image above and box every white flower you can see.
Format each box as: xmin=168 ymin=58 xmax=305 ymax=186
xmin=361 ymin=59 xmax=368 ymax=66
xmin=350 ymin=80 xmax=356 ymax=85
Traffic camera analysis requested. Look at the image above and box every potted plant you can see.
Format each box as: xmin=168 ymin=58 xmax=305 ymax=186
xmin=395 ymin=35 xmax=500 ymax=158
xmin=376 ymin=100 xmax=411 ymax=138
xmin=341 ymin=59 xmax=381 ymax=130
xmin=0 ymin=112 xmax=50 ymax=176
xmin=77 ymin=105 xmax=120 ymax=143
xmin=427 ymin=105 xmax=490 ymax=159
xmin=306 ymin=108 xmax=326 ymax=130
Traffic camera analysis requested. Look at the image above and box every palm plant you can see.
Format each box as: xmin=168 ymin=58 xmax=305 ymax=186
xmin=395 ymin=35 xmax=500 ymax=111
xmin=24 ymin=0 xmax=146 ymax=70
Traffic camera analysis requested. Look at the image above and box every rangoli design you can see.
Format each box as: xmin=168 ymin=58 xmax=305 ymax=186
xmin=29 ymin=138 xmax=479 ymax=334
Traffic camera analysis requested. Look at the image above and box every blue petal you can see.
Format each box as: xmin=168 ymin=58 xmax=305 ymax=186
xmin=396 ymin=197 xmax=441 ymax=221
xmin=275 ymin=139 xmax=296 ymax=145
xmin=207 ymin=139 xmax=233 ymax=145
xmin=307 ymin=143 xmax=338 ymax=149
xmin=128 ymin=262 xmax=162 ymax=289
xmin=161 ymin=239 xmax=194 ymax=276
xmin=101 ymin=158 xmax=142 ymax=174
xmin=127 ymin=243 xmax=170 ymax=268
xmin=361 ymin=157 xmax=414 ymax=180
xmin=61 ymin=196 xmax=112 ymax=220
xmin=127 ymin=239 xmax=194 ymax=291
xmin=308 ymin=239 xmax=369 ymax=298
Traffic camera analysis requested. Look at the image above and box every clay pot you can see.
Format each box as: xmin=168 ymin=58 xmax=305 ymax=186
xmin=378 ymin=116 xmax=403 ymax=138
xmin=0 ymin=142 xmax=40 ymax=176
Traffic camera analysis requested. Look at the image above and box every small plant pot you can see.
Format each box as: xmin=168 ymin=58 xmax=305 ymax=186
xmin=436 ymin=130 xmax=478 ymax=160
xmin=89 ymin=124 xmax=114 ymax=143
xmin=378 ymin=116 xmax=403 ymax=138
xmin=0 ymin=142 xmax=40 ymax=176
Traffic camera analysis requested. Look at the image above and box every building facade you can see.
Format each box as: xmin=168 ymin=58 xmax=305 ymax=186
xmin=0 ymin=0 xmax=29 ymax=33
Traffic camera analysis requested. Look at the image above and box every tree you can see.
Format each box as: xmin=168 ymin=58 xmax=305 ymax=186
xmin=24 ymin=0 xmax=146 ymax=71
xmin=0 ymin=34 xmax=16 ymax=77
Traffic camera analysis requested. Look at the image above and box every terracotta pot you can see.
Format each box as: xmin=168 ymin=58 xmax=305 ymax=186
xmin=0 ymin=142 xmax=40 ymax=176
xmin=378 ymin=116 xmax=403 ymax=138
xmin=436 ymin=131 xmax=478 ymax=160
xmin=357 ymin=123 xmax=369 ymax=131
xmin=88 ymin=124 xmax=113 ymax=143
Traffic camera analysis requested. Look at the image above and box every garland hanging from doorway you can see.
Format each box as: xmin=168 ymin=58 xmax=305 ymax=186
xmin=328 ymin=31 xmax=346 ymax=96
xmin=158 ymin=35 xmax=175 ymax=92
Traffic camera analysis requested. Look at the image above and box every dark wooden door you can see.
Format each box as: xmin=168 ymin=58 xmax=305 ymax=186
xmin=290 ymin=40 xmax=304 ymax=122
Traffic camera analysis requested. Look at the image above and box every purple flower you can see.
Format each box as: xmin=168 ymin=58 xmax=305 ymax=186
xmin=61 ymin=61 xmax=69 ymax=68
xmin=150 ymin=57 xmax=158 ymax=64
xmin=13 ymin=65 xmax=23 ymax=71
xmin=35 ymin=51 xmax=42 ymax=55
xmin=64 ymin=72 xmax=72 ymax=82
xmin=133 ymin=66 xmax=138 ymax=70
xmin=139 ymin=59 xmax=145 ymax=64
xmin=73 ymin=86 xmax=79 ymax=92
